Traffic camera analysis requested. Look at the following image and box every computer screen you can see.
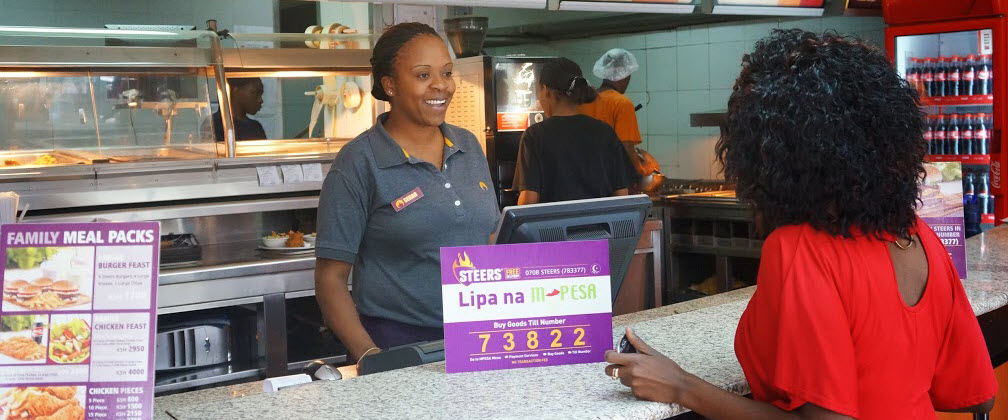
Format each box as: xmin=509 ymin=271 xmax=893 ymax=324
xmin=492 ymin=195 xmax=652 ymax=305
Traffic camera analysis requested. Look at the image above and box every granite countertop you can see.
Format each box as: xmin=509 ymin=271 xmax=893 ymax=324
xmin=158 ymin=227 xmax=1008 ymax=420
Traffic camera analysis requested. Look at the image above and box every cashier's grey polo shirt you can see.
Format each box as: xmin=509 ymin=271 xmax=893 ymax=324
xmin=316 ymin=113 xmax=499 ymax=328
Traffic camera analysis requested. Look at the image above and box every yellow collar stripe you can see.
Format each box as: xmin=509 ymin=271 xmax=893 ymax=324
xmin=402 ymin=138 xmax=452 ymax=159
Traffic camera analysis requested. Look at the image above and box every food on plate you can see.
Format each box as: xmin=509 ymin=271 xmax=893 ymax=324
xmin=266 ymin=231 xmax=288 ymax=239
xmin=48 ymin=319 xmax=90 ymax=364
xmin=0 ymin=337 xmax=45 ymax=361
xmin=0 ymin=387 xmax=85 ymax=420
xmin=31 ymin=155 xmax=58 ymax=166
xmin=3 ymin=159 xmax=19 ymax=166
xmin=160 ymin=240 xmax=174 ymax=248
xmin=50 ymin=281 xmax=80 ymax=305
xmin=31 ymin=278 xmax=54 ymax=293
xmin=286 ymin=230 xmax=305 ymax=247
xmin=2 ymin=280 xmax=28 ymax=301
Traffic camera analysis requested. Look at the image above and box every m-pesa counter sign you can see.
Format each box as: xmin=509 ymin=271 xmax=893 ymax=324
xmin=440 ymin=240 xmax=612 ymax=374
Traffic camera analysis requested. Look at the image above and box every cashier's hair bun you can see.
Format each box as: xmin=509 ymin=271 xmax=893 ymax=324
xmin=540 ymin=57 xmax=597 ymax=105
xmin=716 ymin=29 xmax=925 ymax=241
xmin=370 ymin=22 xmax=440 ymax=102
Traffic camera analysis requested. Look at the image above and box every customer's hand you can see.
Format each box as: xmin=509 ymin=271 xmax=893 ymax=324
xmin=604 ymin=326 xmax=692 ymax=405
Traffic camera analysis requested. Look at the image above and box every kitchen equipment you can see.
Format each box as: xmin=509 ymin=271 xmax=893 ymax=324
xmin=634 ymin=148 xmax=665 ymax=193
xmin=357 ymin=340 xmax=445 ymax=375
xmin=444 ymin=17 xmax=488 ymax=59
xmin=444 ymin=56 xmax=556 ymax=208
xmin=155 ymin=317 xmax=229 ymax=371
xmin=160 ymin=233 xmax=201 ymax=265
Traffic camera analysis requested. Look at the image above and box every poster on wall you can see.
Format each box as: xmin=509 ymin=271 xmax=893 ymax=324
xmin=441 ymin=240 xmax=613 ymax=374
xmin=494 ymin=61 xmax=546 ymax=132
xmin=0 ymin=222 xmax=160 ymax=420
xmin=918 ymin=162 xmax=967 ymax=279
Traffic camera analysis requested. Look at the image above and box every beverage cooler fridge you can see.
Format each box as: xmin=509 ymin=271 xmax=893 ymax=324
xmin=445 ymin=56 xmax=553 ymax=208
xmin=887 ymin=16 xmax=1006 ymax=225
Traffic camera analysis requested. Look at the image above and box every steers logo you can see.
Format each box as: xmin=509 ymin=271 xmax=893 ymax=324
xmin=453 ymin=252 xmax=502 ymax=286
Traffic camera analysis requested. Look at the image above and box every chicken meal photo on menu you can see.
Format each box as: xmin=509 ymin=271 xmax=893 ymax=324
xmin=0 ymin=386 xmax=86 ymax=420
xmin=0 ymin=315 xmax=47 ymax=363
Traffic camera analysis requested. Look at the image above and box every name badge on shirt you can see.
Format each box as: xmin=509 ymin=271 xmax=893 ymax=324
xmin=393 ymin=187 xmax=424 ymax=212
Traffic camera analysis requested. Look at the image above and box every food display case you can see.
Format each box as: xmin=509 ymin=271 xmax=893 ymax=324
xmin=0 ymin=26 xmax=378 ymax=393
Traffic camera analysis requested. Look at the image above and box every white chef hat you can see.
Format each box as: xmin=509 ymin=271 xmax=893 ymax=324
xmin=593 ymin=48 xmax=639 ymax=82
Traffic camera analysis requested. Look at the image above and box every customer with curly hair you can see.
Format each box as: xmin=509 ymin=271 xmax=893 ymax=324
xmin=604 ymin=29 xmax=996 ymax=419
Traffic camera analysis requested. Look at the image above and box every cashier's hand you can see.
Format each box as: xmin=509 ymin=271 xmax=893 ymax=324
xmin=604 ymin=326 xmax=691 ymax=405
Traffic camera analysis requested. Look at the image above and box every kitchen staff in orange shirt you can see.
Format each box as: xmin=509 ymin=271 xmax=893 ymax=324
xmin=579 ymin=48 xmax=654 ymax=175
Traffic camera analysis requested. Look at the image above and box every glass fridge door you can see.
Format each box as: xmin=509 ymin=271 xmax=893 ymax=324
xmin=894 ymin=28 xmax=996 ymax=222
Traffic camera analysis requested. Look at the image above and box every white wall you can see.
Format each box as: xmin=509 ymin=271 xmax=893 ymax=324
xmin=487 ymin=16 xmax=888 ymax=180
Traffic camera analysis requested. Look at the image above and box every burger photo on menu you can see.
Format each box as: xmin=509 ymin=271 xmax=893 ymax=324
xmin=47 ymin=315 xmax=90 ymax=364
xmin=0 ymin=386 xmax=86 ymax=420
xmin=0 ymin=315 xmax=48 ymax=364
xmin=917 ymin=162 xmax=965 ymax=218
xmin=2 ymin=247 xmax=93 ymax=312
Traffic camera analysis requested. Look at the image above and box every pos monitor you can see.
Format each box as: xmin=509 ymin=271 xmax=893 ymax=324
xmin=492 ymin=195 xmax=652 ymax=305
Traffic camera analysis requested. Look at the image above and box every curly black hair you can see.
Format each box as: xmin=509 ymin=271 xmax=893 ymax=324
xmin=715 ymin=29 xmax=926 ymax=240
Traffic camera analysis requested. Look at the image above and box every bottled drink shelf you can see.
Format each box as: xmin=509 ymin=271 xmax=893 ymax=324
xmin=921 ymin=95 xmax=994 ymax=106
xmin=927 ymin=154 xmax=991 ymax=165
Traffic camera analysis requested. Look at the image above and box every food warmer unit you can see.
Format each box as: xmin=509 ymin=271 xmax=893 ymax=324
xmin=0 ymin=26 xmax=377 ymax=393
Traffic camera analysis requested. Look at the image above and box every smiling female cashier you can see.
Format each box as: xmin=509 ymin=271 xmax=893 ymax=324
xmin=314 ymin=22 xmax=499 ymax=362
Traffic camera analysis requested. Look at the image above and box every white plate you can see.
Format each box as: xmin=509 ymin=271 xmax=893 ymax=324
xmin=258 ymin=243 xmax=315 ymax=251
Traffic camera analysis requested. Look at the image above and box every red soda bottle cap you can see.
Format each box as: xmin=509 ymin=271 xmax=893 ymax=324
xmin=977 ymin=113 xmax=986 ymax=118
xmin=968 ymin=54 xmax=978 ymax=60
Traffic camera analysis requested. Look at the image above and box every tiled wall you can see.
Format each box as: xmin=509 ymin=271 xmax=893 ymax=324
xmin=487 ymin=16 xmax=888 ymax=180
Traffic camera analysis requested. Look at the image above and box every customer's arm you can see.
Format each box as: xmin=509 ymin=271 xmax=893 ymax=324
xmin=517 ymin=190 xmax=540 ymax=205
xmin=605 ymin=328 xmax=853 ymax=420
xmin=315 ymin=258 xmax=377 ymax=361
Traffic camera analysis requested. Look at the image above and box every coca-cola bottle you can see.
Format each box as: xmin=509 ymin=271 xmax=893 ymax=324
xmin=923 ymin=115 xmax=935 ymax=154
xmin=935 ymin=56 xmax=948 ymax=97
xmin=32 ymin=315 xmax=44 ymax=344
xmin=948 ymin=114 xmax=961 ymax=155
xmin=976 ymin=113 xmax=990 ymax=154
xmin=978 ymin=171 xmax=990 ymax=215
xmin=923 ymin=57 xmax=936 ymax=97
xmin=948 ymin=56 xmax=961 ymax=97
xmin=962 ymin=113 xmax=974 ymax=155
xmin=978 ymin=54 xmax=992 ymax=95
xmin=963 ymin=55 xmax=977 ymax=97
xmin=934 ymin=114 xmax=947 ymax=155
xmin=906 ymin=58 xmax=921 ymax=94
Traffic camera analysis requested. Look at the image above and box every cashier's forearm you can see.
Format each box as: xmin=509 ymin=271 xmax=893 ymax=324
xmin=679 ymin=373 xmax=852 ymax=420
xmin=314 ymin=258 xmax=376 ymax=361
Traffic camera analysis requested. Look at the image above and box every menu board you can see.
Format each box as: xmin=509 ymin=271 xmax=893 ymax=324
xmin=0 ymin=222 xmax=159 ymax=420
xmin=919 ymin=162 xmax=967 ymax=278
xmin=441 ymin=240 xmax=612 ymax=374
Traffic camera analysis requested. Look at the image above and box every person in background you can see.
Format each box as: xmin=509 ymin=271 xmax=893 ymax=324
xmin=212 ymin=77 xmax=266 ymax=141
xmin=513 ymin=57 xmax=631 ymax=205
xmin=604 ymin=29 xmax=996 ymax=419
xmin=314 ymin=22 xmax=498 ymax=362
xmin=579 ymin=48 xmax=654 ymax=176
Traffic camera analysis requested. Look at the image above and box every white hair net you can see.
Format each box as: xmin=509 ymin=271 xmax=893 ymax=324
xmin=593 ymin=48 xmax=639 ymax=81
